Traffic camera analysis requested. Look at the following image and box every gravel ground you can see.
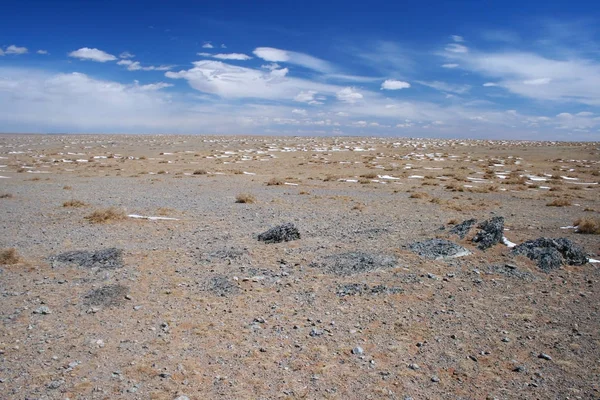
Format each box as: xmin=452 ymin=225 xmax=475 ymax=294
xmin=1 ymin=134 xmax=599 ymax=399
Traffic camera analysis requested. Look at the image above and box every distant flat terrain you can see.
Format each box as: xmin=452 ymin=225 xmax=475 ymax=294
xmin=1 ymin=134 xmax=599 ymax=399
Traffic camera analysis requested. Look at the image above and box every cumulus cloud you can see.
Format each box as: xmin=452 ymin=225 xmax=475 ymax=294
xmin=483 ymin=82 xmax=499 ymax=87
xmin=36 ymin=50 xmax=49 ymax=55
xmin=445 ymin=43 xmax=468 ymax=53
xmin=451 ymin=35 xmax=464 ymax=42
xmin=117 ymin=59 xmax=173 ymax=71
xmin=336 ymin=87 xmax=363 ymax=103
xmin=294 ymin=90 xmax=321 ymax=104
xmin=292 ymin=108 xmax=307 ymax=115
xmin=119 ymin=51 xmax=135 ymax=59
xmin=253 ymin=47 xmax=334 ymax=73
xmin=5 ymin=45 xmax=28 ymax=55
xmin=442 ymin=63 xmax=459 ymax=68
xmin=381 ymin=79 xmax=411 ymax=90
xmin=69 ymin=47 xmax=117 ymax=62
xmin=202 ymin=42 xmax=214 ymax=49
xmin=166 ymin=61 xmax=340 ymax=100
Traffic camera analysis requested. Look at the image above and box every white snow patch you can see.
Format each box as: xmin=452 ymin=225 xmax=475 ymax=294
xmin=561 ymin=176 xmax=578 ymax=180
xmin=128 ymin=214 xmax=179 ymax=221
xmin=589 ymin=258 xmax=600 ymax=263
xmin=284 ymin=182 xmax=299 ymax=186
xmin=408 ymin=175 xmax=424 ymax=179
xmin=378 ymin=175 xmax=400 ymax=180
xmin=502 ymin=236 xmax=516 ymax=248
xmin=242 ymin=171 xmax=256 ymax=175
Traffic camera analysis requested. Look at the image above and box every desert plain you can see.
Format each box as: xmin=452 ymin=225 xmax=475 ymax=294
xmin=0 ymin=134 xmax=599 ymax=399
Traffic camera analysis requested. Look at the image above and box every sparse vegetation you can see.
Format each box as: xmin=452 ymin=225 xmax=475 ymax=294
xmin=193 ymin=169 xmax=207 ymax=175
xmin=157 ymin=170 xmax=166 ymax=174
xmin=574 ymin=217 xmax=600 ymax=234
xmin=63 ymin=185 xmax=72 ymax=190
xmin=547 ymin=198 xmax=572 ymax=207
xmin=85 ymin=207 xmax=126 ymax=223
xmin=0 ymin=248 xmax=20 ymax=265
xmin=235 ymin=193 xmax=256 ymax=204
xmin=352 ymin=203 xmax=365 ymax=211
xmin=0 ymin=193 xmax=13 ymax=199
xmin=409 ymin=192 xmax=429 ymax=199
xmin=63 ymin=199 xmax=87 ymax=207
xmin=360 ymin=172 xmax=378 ymax=179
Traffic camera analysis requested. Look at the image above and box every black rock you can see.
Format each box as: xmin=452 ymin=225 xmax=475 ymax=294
xmin=84 ymin=284 xmax=129 ymax=307
xmin=512 ymin=237 xmax=588 ymax=272
xmin=472 ymin=217 xmax=504 ymax=250
xmin=312 ymin=252 xmax=397 ymax=276
xmin=409 ymin=239 xmax=471 ymax=260
xmin=51 ymin=248 xmax=123 ymax=269
xmin=257 ymin=223 xmax=300 ymax=244
xmin=450 ymin=219 xmax=477 ymax=239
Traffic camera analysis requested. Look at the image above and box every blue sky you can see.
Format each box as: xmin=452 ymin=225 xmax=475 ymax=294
xmin=1 ymin=0 xmax=599 ymax=140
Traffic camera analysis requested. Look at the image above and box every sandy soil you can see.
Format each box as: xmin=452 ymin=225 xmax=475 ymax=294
xmin=0 ymin=134 xmax=599 ymax=399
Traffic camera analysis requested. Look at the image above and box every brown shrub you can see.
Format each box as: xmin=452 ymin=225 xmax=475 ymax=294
xmin=193 ymin=169 xmax=207 ymax=175
xmin=448 ymin=218 xmax=459 ymax=225
xmin=352 ymin=203 xmax=365 ymax=211
xmin=157 ymin=170 xmax=166 ymax=174
xmin=546 ymin=198 xmax=572 ymax=207
xmin=409 ymin=192 xmax=429 ymax=199
xmin=63 ymin=199 xmax=87 ymax=208
xmin=574 ymin=217 xmax=600 ymax=234
xmin=267 ymin=177 xmax=284 ymax=186
xmin=235 ymin=193 xmax=256 ymax=204
xmin=85 ymin=207 xmax=126 ymax=223
xmin=0 ymin=193 xmax=13 ymax=199
xmin=360 ymin=172 xmax=378 ymax=179
xmin=0 ymin=248 xmax=20 ymax=265
xmin=63 ymin=185 xmax=72 ymax=190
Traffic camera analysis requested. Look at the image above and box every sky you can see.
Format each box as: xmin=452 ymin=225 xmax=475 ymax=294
xmin=1 ymin=0 xmax=599 ymax=140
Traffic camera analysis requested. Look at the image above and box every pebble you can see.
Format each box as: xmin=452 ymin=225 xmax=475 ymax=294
xmin=502 ymin=337 xmax=510 ymax=343
xmin=408 ymin=363 xmax=420 ymax=370
xmin=431 ymin=375 xmax=440 ymax=383
xmin=33 ymin=306 xmax=51 ymax=315
xmin=538 ymin=353 xmax=552 ymax=360
xmin=352 ymin=346 xmax=364 ymax=355
xmin=174 ymin=397 xmax=190 ymax=400
xmin=309 ymin=328 xmax=323 ymax=337
xmin=47 ymin=380 xmax=64 ymax=389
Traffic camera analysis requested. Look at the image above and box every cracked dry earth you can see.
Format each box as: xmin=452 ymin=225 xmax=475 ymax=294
xmin=1 ymin=134 xmax=599 ymax=399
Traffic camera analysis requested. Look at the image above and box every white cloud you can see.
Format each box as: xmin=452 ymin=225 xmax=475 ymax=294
xmin=0 ymin=49 xmax=3 ymax=56
xmin=336 ymin=87 xmax=363 ymax=103
xmin=448 ymin=50 xmax=600 ymax=105
xmin=261 ymin=63 xmax=281 ymax=70
xmin=445 ymin=43 xmax=469 ymax=53
xmin=37 ymin=50 xmax=49 ymax=55
xmin=523 ymin=78 xmax=551 ymax=85
xmin=483 ymin=82 xmax=499 ymax=87
xmin=69 ymin=47 xmax=117 ymax=62
xmin=294 ymin=90 xmax=321 ymax=104
xmin=451 ymin=35 xmax=464 ymax=42
xmin=119 ymin=51 xmax=135 ymax=59
xmin=6 ymin=45 xmax=28 ymax=55
xmin=253 ymin=47 xmax=334 ymax=73
xmin=292 ymin=108 xmax=307 ymax=115
xmin=221 ymin=44 xmax=227 ymax=48
xmin=442 ymin=63 xmax=459 ymax=68
xmin=117 ymin=59 xmax=173 ymax=71
xmin=197 ymin=53 xmax=252 ymax=60
xmin=417 ymin=80 xmax=471 ymax=94
xmin=202 ymin=43 xmax=214 ymax=49
xmin=381 ymin=79 xmax=411 ymax=90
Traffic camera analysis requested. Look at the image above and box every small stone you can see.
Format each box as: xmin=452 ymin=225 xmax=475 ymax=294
xmin=513 ymin=365 xmax=525 ymax=372
xmin=431 ymin=375 xmax=440 ymax=383
xmin=538 ymin=353 xmax=552 ymax=360
xmin=33 ymin=306 xmax=52 ymax=315
xmin=408 ymin=363 xmax=420 ymax=370
xmin=133 ymin=305 xmax=142 ymax=311
xmin=502 ymin=337 xmax=510 ymax=343
xmin=309 ymin=328 xmax=323 ymax=337
xmin=174 ymin=397 xmax=190 ymax=400
xmin=47 ymin=379 xmax=64 ymax=389
xmin=352 ymin=346 xmax=364 ymax=355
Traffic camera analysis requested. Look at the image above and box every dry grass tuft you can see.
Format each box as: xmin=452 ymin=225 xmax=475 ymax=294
xmin=193 ymin=169 xmax=207 ymax=175
xmin=63 ymin=199 xmax=87 ymax=208
xmin=546 ymin=198 xmax=572 ymax=207
xmin=267 ymin=177 xmax=284 ymax=186
xmin=323 ymin=175 xmax=339 ymax=182
xmin=235 ymin=193 xmax=256 ymax=204
xmin=360 ymin=172 xmax=378 ymax=179
xmin=448 ymin=218 xmax=459 ymax=225
xmin=0 ymin=193 xmax=13 ymax=199
xmin=409 ymin=192 xmax=429 ymax=199
xmin=352 ymin=203 xmax=365 ymax=211
xmin=63 ymin=185 xmax=72 ymax=190
xmin=574 ymin=217 xmax=600 ymax=234
xmin=0 ymin=248 xmax=21 ymax=265
xmin=85 ymin=207 xmax=126 ymax=223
